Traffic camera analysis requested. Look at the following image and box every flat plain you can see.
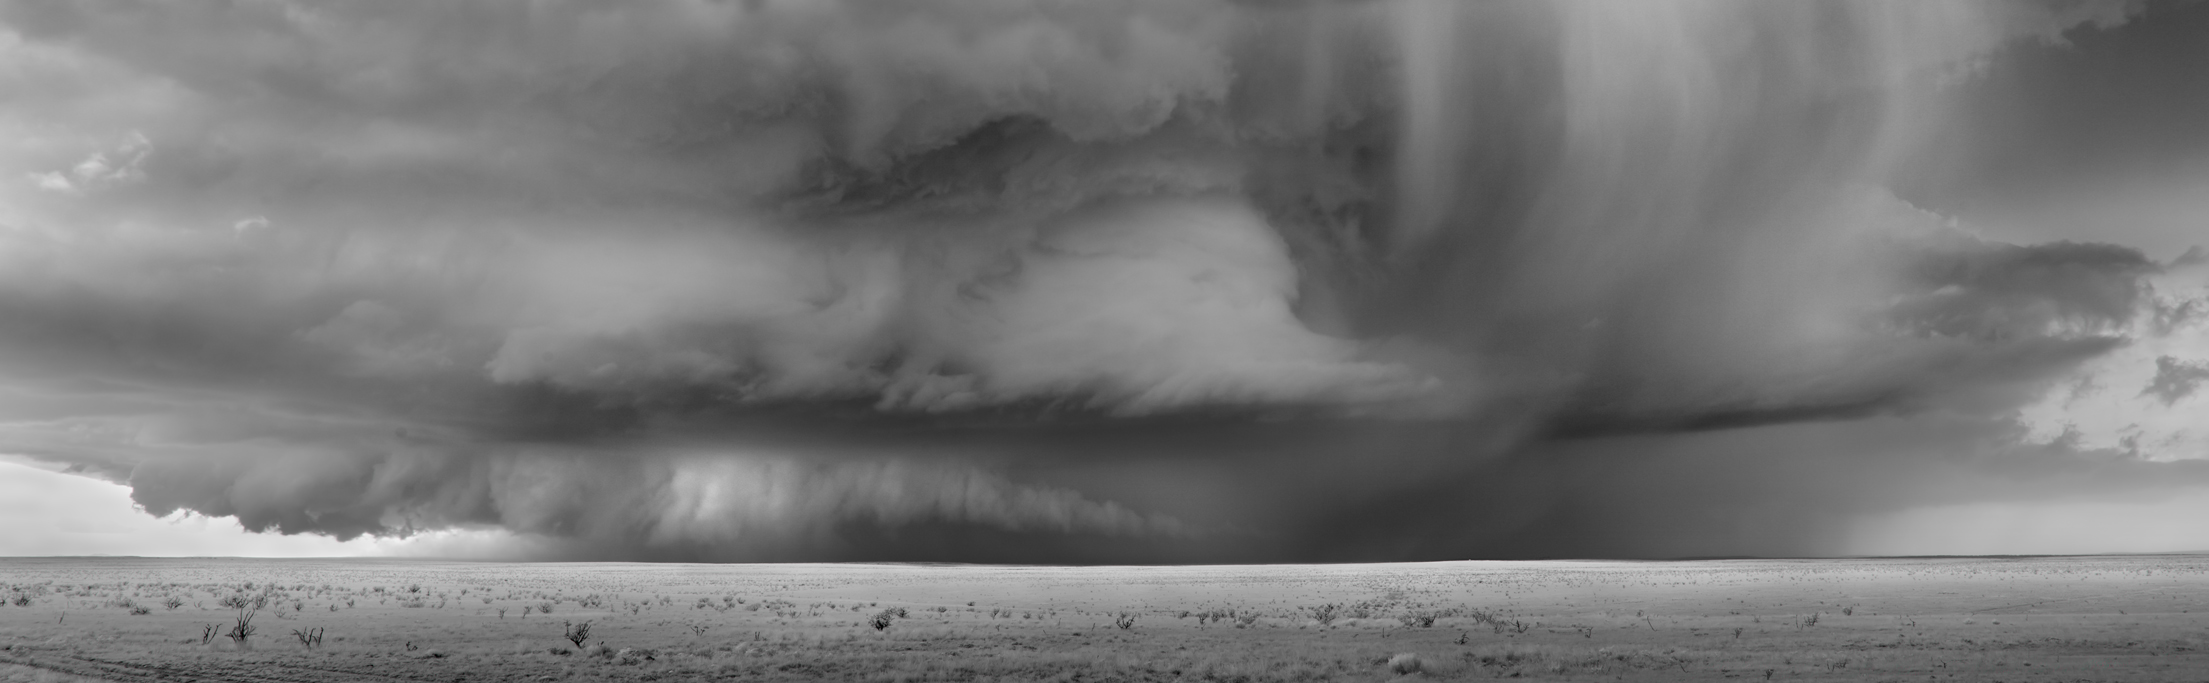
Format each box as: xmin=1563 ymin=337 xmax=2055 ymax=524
xmin=2 ymin=555 xmax=2206 ymax=682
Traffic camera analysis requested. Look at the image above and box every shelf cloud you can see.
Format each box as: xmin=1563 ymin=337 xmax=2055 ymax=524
xmin=2 ymin=0 xmax=2204 ymax=561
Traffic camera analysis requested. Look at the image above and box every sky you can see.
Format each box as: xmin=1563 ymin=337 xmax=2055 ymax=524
xmin=0 ymin=0 xmax=2205 ymax=562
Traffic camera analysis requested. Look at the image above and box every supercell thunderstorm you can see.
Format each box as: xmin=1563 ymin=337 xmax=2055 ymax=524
xmin=1 ymin=0 xmax=2205 ymax=561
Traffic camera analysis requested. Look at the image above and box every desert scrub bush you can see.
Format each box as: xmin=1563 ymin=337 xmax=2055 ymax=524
xmin=537 ymin=601 xmax=555 ymax=615
xmin=564 ymin=620 xmax=592 ymax=648
xmin=1387 ymin=653 xmax=1424 ymax=675
xmin=290 ymin=627 xmax=324 ymax=650
xmin=163 ymin=596 xmax=183 ymax=611
xmin=870 ymin=608 xmax=903 ymax=631
xmin=1399 ymin=612 xmax=1437 ymax=628
xmin=1114 ymin=612 xmax=1136 ymax=629
xmin=225 ymin=603 xmax=259 ymax=649
xmin=1305 ymin=604 xmax=1339 ymax=626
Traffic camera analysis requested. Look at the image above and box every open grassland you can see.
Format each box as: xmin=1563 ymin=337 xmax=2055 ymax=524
xmin=3 ymin=555 xmax=2207 ymax=682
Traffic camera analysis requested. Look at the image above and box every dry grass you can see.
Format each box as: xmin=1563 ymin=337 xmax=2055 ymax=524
xmin=1 ymin=555 xmax=2206 ymax=681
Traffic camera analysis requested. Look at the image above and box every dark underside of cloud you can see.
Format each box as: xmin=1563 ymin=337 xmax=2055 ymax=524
xmin=2 ymin=0 xmax=2206 ymax=561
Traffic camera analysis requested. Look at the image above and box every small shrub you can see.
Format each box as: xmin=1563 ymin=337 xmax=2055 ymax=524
xmin=1387 ymin=653 xmax=1423 ymax=675
xmin=1115 ymin=612 xmax=1136 ymax=630
xmin=870 ymin=608 xmax=899 ymax=631
xmin=291 ymin=627 xmax=324 ymax=650
xmin=225 ymin=605 xmax=259 ymax=648
xmin=564 ymin=620 xmax=592 ymax=648
xmin=163 ymin=597 xmax=184 ymax=611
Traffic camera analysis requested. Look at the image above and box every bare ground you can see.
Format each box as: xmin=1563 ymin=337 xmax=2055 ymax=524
xmin=3 ymin=555 xmax=2207 ymax=682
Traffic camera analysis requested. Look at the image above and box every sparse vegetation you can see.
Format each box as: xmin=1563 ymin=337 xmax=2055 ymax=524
xmin=1 ymin=557 xmax=2205 ymax=682
xmin=224 ymin=602 xmax=258 ymax=648
xmin=869 ymin=607 xmax=903 ymax=631
xmin=1387 ymin=652 xmax=1423 ymax=675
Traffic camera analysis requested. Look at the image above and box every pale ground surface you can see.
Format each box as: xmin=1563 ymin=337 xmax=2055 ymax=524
xmin=2 ymin=555 xmax=2207 ymax=682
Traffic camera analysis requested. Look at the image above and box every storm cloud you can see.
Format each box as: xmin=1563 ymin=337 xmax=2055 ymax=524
xmin=2 ymin=0 xmax=2205 ymax=561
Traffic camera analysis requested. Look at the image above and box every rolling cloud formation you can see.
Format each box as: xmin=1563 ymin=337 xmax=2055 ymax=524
xmin=1 ymin=0 xmax=2205 ymax=560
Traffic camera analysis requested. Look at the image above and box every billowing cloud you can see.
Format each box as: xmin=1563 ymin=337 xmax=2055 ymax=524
xmin=2141 ymin=356 xmax=2209 ymax=406
xmin=2 ymin=0 xmax=2203 ymax=561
